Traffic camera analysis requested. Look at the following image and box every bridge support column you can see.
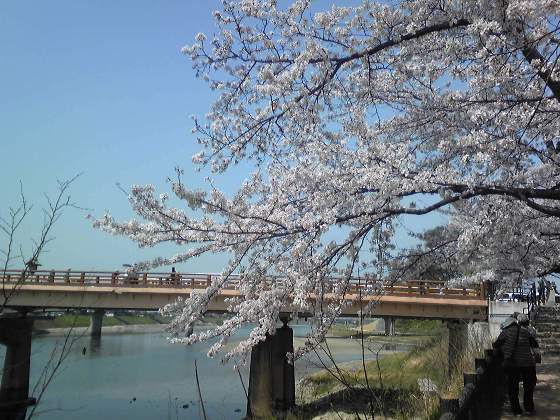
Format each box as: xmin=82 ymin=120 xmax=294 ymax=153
xmin=90 ymin=309 xmax=105 ymax=337
xmin=247 ymin=318 xmax=295 ymax=419
xmin=0 ymin=317 xmax=35 ymax=420
xmin=447 ymin=320 xmax=468 ymax=377
xmin=384 ymin=316 xmax=395 ymax=336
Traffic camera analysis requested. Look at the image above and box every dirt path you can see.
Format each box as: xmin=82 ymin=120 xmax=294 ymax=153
xmin=501 ymin=356 xmax=560 ymax=419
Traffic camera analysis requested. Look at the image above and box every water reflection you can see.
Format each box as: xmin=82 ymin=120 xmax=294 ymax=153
xmin=88 ymin=336 xmax=101 ymax=354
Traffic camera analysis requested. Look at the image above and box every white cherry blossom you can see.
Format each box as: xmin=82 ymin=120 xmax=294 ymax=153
xmin=95 ymin=0 xmax=560 ymax=361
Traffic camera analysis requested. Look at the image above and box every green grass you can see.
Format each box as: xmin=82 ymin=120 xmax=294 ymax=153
xmin=327 ymin=324 xmax=358 ymax=338
xmin=149 ymin=314 xmax=171 ymax=324
xmin=114 ymin=314 xmax=158 ymax=325
xmin=395 ymin=318 xmax=442 ymax=334
xmin=305 ymin=352 xmax=419 ymax=396
xmin=35 ymin=315 xmax=107 ymax=329
xmin=302 ymin=334 xmax=446 ymax=399
xmin=366 ymin=334 xmax=434 ymax=346
xmin=34 ymin=313 xmax=169 ymax=329
xmin=326 ymin=318 xmax=443 ymax=339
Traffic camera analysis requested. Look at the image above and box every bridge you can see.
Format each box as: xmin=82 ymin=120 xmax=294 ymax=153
xmin=0 ymin=269 xmax=489 ymax=420
xmin=2 ymin=269 xmax=488 ymax=319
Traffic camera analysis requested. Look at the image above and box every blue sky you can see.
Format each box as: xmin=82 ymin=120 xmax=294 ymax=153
xmin=0 ymin=0 xmax=228 ymax=271
xmin=0 ymin=1 xmax=443 ymax=273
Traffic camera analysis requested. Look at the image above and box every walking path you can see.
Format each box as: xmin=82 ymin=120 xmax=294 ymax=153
xmin=502 ymin=293 xmax=559 ymax=420
xmin=500 ymin=355 xmax=560 ymax=419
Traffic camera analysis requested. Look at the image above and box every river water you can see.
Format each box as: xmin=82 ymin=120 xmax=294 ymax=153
xmin=2 ymin=324 xmax=410 ymax=420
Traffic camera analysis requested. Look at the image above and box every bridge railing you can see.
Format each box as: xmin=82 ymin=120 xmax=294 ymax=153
xmin=1 ymin=270 xmax=484 ymax=299
xmin=0 ymin=270 xmax=219 ymax=289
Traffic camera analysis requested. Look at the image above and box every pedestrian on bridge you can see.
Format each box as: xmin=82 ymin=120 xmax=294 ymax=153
xmin=495 ymin=315 xmax=540 ymax=416
xmin=171 ymin=267 xmax=178 ymax=286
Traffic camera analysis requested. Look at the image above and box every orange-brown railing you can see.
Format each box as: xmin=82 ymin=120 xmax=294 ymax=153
xmin=1 ymin=269 xmax=484 ymax=300
xmin=1 ymin=269 xmax=216 ymax=289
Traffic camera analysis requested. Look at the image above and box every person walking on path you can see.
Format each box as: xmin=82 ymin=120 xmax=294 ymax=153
xmin=496 ymin=315 xmax=540 ymax=416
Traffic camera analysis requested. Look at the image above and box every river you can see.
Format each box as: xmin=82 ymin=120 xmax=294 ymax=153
xmin=1 ymin=324 xmax=410 ymax=420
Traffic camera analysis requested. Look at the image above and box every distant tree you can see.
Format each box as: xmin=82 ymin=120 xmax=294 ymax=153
xmin=391 ymin=225 xmax=463 ymax=282
xmin=95 ymin=0 xmax=560 ymax=360
xmin=1 ymin=177 xmax=80 ymax=419
xmin=1 ymin=177 xmax=78 ymax=313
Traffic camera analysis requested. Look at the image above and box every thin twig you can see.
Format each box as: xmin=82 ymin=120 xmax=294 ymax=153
xmin=236 ymin=366 xmax=249 ymax=400
xmin=194 ymin=360 xmax=208 ymax=420
xmin=358 ymin=273 xmax=376 ymax=420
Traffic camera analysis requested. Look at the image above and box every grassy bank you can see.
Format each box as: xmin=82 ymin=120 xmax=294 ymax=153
xmin=33 ymin=313 xmax=170 ymax=330
xmin=327 ymin=318 xmax=442 ymax=338
xmin=298 ymin=320 xmax=446 ymax=418
xmin=300 ymin=335 xmax=445 ymax=399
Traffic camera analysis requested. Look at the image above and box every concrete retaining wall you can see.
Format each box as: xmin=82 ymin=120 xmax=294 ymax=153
xmin=488 ymin=301 xmax=527 ymax=339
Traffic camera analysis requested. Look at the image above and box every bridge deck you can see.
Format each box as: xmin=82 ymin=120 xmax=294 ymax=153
xmin=1 ymin=270 xmax=488 ymax=320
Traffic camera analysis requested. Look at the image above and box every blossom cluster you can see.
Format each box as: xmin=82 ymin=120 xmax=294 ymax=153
xmin=96 ymin=0 xmax=560 ymax=361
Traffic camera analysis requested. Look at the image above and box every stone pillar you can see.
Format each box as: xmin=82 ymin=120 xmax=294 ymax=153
xmin=0 ymin=317 xmax=35 ymax=420
xmin=447 ymin=320 xmax=468 ymax=377
xmin=384 ymin=316 xmax=395 ymax=336
xmin=546 ymin=286 xmax=557 ymax=307
xmin=90 ymin=309 xmax=105 ymax=337
xmin=247 ymin=321 xmax=295 ymax=419
xmin=468 ymin=321 xmax=491 ymax=350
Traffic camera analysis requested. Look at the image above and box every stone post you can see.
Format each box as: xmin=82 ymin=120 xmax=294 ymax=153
xmin=384 ymin=316 xmax=395 ymax=336
xmin=440 ymin=397 xmax=459 ymax=420
xmin=0 ymin=317 xmax=35 ymax=420
xmin=247 ymin=318 xmax=295 ymax=419
xmin=90 ymin=309 xmax=105 ymax=337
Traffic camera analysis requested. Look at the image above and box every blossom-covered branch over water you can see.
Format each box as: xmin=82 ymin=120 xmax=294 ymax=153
xmin=94 ymin=0 xmax=560 ymax=360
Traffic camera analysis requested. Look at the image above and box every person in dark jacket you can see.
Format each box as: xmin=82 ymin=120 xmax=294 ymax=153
xmin=495 ymin=315 xmax=539 ymax=416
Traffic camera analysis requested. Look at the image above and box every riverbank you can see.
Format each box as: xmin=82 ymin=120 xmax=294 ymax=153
xmin=296 ymin=321 xmax=445 ymax=419
xmin=32 ymin=313 xmax=169 ymax=336
xmin=33 ymin=313 xmax=168 ymax=328
xmin=32 ymin=312 xmax=228 ymax=335
xmin=35 ymin=323 xmax=169 ymax=337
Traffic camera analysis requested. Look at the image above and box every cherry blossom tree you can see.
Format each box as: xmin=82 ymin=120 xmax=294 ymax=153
xmin=94 ymin=0 xmax=560 ymax=360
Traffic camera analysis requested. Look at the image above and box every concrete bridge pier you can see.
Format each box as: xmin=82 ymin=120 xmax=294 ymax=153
xmin=0 ymin=317 xmax=36 ymax=420
xmin=90 ymin=309 xmax=105 ymax=337
xmin=447 ymin=320 xmax=468 ymax=377
xmin=246 ymin=316 xmax=295 ymax=419
xmin=384 ymin=316 xmax=396 ymax=336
